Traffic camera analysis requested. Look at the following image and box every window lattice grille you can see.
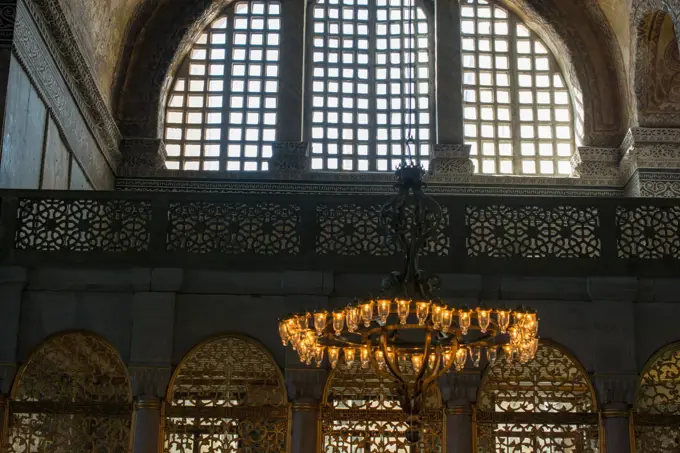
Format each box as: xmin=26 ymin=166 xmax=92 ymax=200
xmin=461 ymin=0 xmax=575 ymax=176
xmin=164 ymin=2 xmax=281 ymax=171
xmin=310 ymin=0 xmax=433 ymax=172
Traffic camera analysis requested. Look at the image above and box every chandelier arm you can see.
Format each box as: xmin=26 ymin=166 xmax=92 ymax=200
xmin=380 ymin=332 xmax=406 ymax=387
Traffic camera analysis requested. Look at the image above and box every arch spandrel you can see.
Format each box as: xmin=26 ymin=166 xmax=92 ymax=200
xmin=635 ymin=342 xmax=680 ymax=453
xmin=5 ymin=331 xmax=132 ymax=453
xmin=164 ymin=335 xmax=289 ymax=453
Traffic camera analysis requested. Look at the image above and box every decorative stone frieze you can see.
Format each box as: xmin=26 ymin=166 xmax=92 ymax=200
xmin=570 ymin=147 xmax=621 ymax=185
xmin=271 ymin=141 xmax=311 ymax=173
xmin=128 ymin=364 xmax=172 ymax=399
xmin=118 ymin=138 xmax=168 ymax=177
xmin=620 ymin=127 xmax=680 ymax=197
xmin=428 ymin=144 xmax=474 ymax=181
xmin=285 ymin=367 xmax=327 ymax=404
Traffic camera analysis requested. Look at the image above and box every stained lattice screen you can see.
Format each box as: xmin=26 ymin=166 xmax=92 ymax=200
xmin=309 ymin=0 xmax=433 ymax=171
xmin=6 ymin=332 xmax=132 ymax=453
xmin=321 ymin=361 xmax=443 ymax=453
xmin=635 ymin=343 xmax=680 ymax=453
xmin=164 ymin=335 xmax=289 ymax=453
xmin=461 ymin=0 xmax=576 ymax=176
xmin=476 ymin=342 xmax=600 ymax=452
xmin=164 ymin=2 xmax=281 ymax=171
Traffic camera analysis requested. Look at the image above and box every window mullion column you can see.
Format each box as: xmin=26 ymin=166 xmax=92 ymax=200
xmin=277 ymin=0 xmax=306 ymax=143
xmin=368 ymin=0 xmax=378 ymax=171
xmin=220 ymin=12 xmax=235 ymax=171
xmin=508 ymin=16 xmax=522 ymax=175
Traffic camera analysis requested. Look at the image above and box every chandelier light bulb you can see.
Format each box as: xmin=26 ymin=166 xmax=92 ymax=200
xmin=477 ymin=308 xmax=491 ymax=334
xmin=459 ymin=309 xmax=471 ymax=335
xmin=346 ymin=306 xmax=360 ymax=332
xmin=497 ymin=309 xmax=511 ymax=333
xmin=487 ymin=346 xmax=498 ymax=365
xmin=431 ymin=304 xmax=443 ymax=330
xmin=416 ymin=301 xmax=430 ymax=326
xmin=375 ymin=350 xmax=386 ymax=371
xmin=360 ymin=346 xmax=371 ymax=369
xmin=385 ymin=347 xmax=396 ymax=365
xmin=470 ymin=346 xmax=481 ymax=368
xmin=328 ymin=346 xmax=340 ymax=369
xmin=297 ymin=315 xmax=308 ymax=331
xmin=314 ymin=311 xmax=328 ymax=336
xmin=313 ymin=345 xmax=325 ymax=368
xmin=441 ymin=308 xmax=453 ymax=333
xmin=377 ymin=299 xmax=391 ymax=323
xmin=454 ymin=348 xmax=467 ymax=371
xmin=442 ymin=348 xmax=452 ymax=369
xmin=278 ymin=321 xmax=290 ymax=346
xmin=344 ymin=347 xmax=356 ymax=365
xmin=332 ymin=311 xmax=345 ymax=336
xmin=428 ymin=353 xmax=437 ymax=369
xmin=397 ymin=300 xmax=410 ymax=325
xmin=503 ymin=344 xmax=514 ymax=363
xmin=411 ymin=353 xmax=424 ymax=372
xmin=360 ymin=301 xmax=374 ymax=328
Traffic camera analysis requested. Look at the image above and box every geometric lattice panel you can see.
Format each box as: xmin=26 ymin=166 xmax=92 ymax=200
xmin=15 ymin=198 xmax=152 ymax=252
xmin=466 ymin=205 xmax=600 ymax=258
xmin=635 ymin=343 xmax=680 ymax=453
xmin=316 ymin=203 xmax=449 ymax=256
xmin=617 ymin=206 xmax=680 ymax=259
xmin=167 ymin=201 xmax=300 ymax=254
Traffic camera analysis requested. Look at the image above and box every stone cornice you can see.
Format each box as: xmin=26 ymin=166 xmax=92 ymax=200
xmin=19 ymin=0 xmax=121 ymax=168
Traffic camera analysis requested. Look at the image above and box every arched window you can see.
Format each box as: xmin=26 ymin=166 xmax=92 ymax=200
xmin=164 ymin=335 xmax=289 ymax=453
xmin=164 ymin=2 xmax=282 ymax=171
xmin=321 ymin=360 xmax=443 ymax=453
xmin=461 ymin=0 xmax=576 ymax=176
xmin=5 ymin=332 xmax=132 ymax=452
xmin=309 ymin=0 xmax=433 ymax=171
xmin=635 ymin=342 xmax=680 ymax=453
xmin=476 ymin=342 xmax=599 ymax=452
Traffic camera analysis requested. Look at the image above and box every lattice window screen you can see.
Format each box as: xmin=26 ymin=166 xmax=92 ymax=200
xmin=164 ymin=2 xmax=281 ymax=171
xmin=310 ymin=0 xmax=433 ymax=171
xmin=461 ymin=0 xmax=575 ymax=176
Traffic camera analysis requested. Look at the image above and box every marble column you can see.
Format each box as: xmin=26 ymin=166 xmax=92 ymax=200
xmin=439 ymin=372 xmax=481 ymax=453
xmin=435 ymin=0 xmax=464 ymax=143
xmin=286 ymin=368 xmax=327 ymax=453
xmin=133 ymin=397 xmax=162 ymax=453
xmin=278 ymin=0 xmax=306 ymax=142
xmin=602 ymin=404 xmax=632 ymax=453
xmin=446 ymin=404 xmax=474 ymax=453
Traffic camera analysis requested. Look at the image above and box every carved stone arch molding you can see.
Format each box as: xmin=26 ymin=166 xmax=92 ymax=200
xmin=499 ymin=0 xmax=630 ymax=147
xmin=632 ymin=0 xmax=680 ymax=127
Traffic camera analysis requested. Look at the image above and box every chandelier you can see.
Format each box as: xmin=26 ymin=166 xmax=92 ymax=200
xmin=278 ymin=163 xmax=540 ymax=420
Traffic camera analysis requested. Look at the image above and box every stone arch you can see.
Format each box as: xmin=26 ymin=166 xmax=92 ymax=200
xmin=476 ymin=340 xmax=600 ymax=451
xmin=321 ymin=359 xmax=443 ymax=453
xmin=3 ymin=331 xmax=133 ymax=452
xmin=634 ymin=341 xmax=680 ymax=452
xmin=115 ymin=0 xmax=629 ymax=151
xmin=163 ymin=334 xmax=289 ymax=453
xmin=632 ymin=2 xmax=680 ymax=127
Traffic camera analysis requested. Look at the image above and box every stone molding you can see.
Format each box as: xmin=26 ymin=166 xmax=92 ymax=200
xmin=592 ymin=373 xmax=638 ymax=408
xmin=620 ymin=127 xmax=680 ymax=197
xmin=135 ymin=396 xmax=162 ymax=411
xmin=438 ymin=371 xmax=481 ymax=406
xmin=18 ymin=0 xmax=121 ymax=166
xmin=12 ymin=1 xmax=115 ymax=189
xmin=428 ymin=144 xmax=474 ymax=180
xmin=285 ymin=368 xmax=327 ymax=403
xmin=570 ymin=147 xmax=621 ymax=185
xmin=118 ymin=138 xmax=168 ymax=177
xmin=128 ymin=364 xmax=172 ymax=399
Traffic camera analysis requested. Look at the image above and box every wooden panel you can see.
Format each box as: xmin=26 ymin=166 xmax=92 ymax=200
xmin=69 ymin=157 xmax=92 ymax=190
xmin=0 ymin=55 xmax=47 ymax=189
xmin=41 ymin=117 xmax=70 ymax=190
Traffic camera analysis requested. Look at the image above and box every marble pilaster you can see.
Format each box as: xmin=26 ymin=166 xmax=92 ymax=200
xmin=286 ymin=368 xmax=327 ymax=453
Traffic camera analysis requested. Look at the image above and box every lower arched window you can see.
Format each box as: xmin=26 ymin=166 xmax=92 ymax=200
xmin=163 ymin=335 xmax=289 ymax=453
xmin=321 ymin=360 xmax=443 ymax=453
xmin=476 ymin=342 xmax=599 ymax=452
xmin=4 ymin=332 xmax=133 ymax=452
xmin=635 ymin=342 xmax=680 ymax=453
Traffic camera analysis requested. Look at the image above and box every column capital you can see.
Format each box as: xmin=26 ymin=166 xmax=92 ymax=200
xmin=118 ymin=138 xmax=168 ymax=177
xmin=438 ymin=371 xmax=481 ymax=407
xmin=570 ymin=146 xmax=621 ymax=185
xmin=128 ymin=364 xmax=172 ymax=399
xmin=271 ymin=142 xmax=310 ymax=173
xmin=592 ymin=373 xmax=638 ymax=409
xmin=428 ymin=144 xmax=474 ymax=180
xmin=285 ymin=368 xmax=327 ymax=404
